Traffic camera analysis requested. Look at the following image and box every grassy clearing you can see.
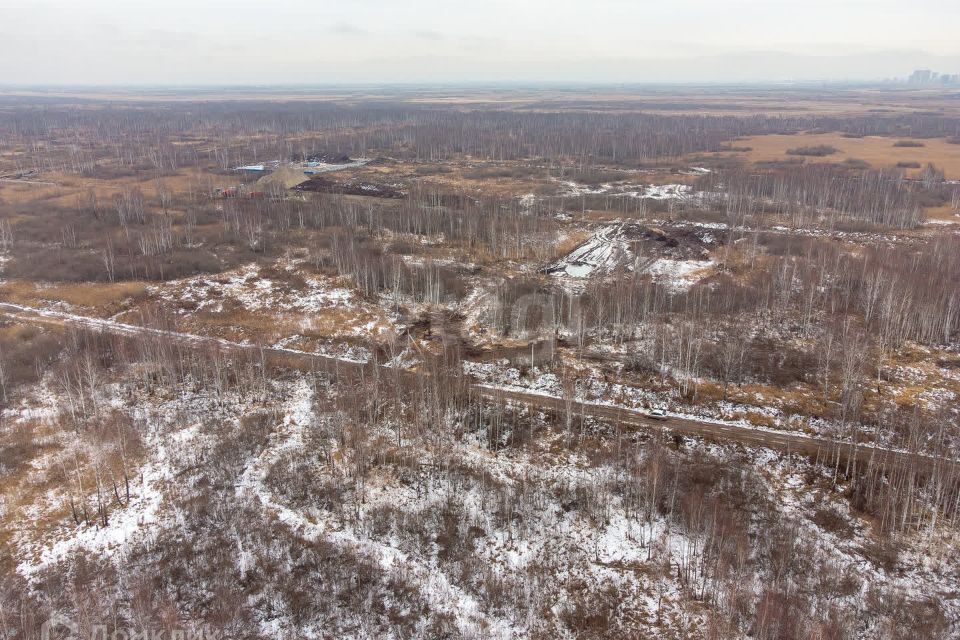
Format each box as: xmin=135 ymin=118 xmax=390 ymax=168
xmin=0 ymin=280 xmax=148 ymax=315
xmin=714 ymin=133 xmax=960 ymax=179
xmin=0 ymin=416 xmax=67 ymax=574
xmin=924 ymin=204 xmax=959 ymax=221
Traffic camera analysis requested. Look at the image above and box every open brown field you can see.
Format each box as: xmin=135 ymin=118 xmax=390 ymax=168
xmin=4 ymin=85 xmax=960 ymax=117
xmin=715 ymin=131 xmax=960 ymax=178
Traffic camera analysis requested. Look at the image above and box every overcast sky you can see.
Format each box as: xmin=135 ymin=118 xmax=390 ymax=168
xmin=2 ymin=0 xmax=959 ymax=85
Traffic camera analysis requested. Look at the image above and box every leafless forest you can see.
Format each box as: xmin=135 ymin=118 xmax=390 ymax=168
xmin=0 ymin=86 xmax=959 ymax=639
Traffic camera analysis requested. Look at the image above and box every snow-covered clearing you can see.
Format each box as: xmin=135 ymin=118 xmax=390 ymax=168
xmin=151 ymin=263 xmax=355 ymax=314
xmin=544 ymin=223 xmax=714 ymax=289
xmin=645 ymin=257 xmax=716 ymax=292
xmin=301 ymin=157 xmax=372 ymax=173
xmin=925 ymin=216 xmax=960 ymax=226
xmin=236 ymin=379 xmax=516 ymax=639
xmin=560 ymin=181 xmax=694 ymax=201
xmin=638 ymin=183 xmax=692 ymax=200
xmin=13 ymin=377 xmax=252 ymax=580
xmin=557 ymin=178 xmax=724 ymax=204
xmin=5 ymin=347 xmax=958 ymax=637
xmin=545 ymin=224 xmax=631 ymax=277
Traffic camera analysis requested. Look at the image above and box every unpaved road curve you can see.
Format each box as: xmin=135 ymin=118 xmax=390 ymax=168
xmin=1 ymin=302 xmax=955 ymax=477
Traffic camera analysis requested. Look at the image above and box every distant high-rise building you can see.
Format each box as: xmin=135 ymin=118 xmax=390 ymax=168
xmin=908 ymin=69 xmax=959 ymax=85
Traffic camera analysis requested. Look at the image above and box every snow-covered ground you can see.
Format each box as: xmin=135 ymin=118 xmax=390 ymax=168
xmin=925 ymin=216 xmax=960 ymax=226
xmin=544 ymin=223 xmax=715 ymax=289
xmin=151 ymin=263 xmax=355 ymax=315
xmin=545 ymin=224 xmax=631 ymax=278
xmin=5 ymin=349 xmax=958 ymax=638
xmin=147 ymin=261 xmax=399 ymax=343
xmin=558 ymin=178 xmax=724 ymax=204
xmin=301 ymin=157 xmax=372 ymax=173
xmin=560 ymin=181 xmax=694 ymax=201
xmin=645 ymin=257 xmax=716 ymax=292
xmin=637 ymin=183 xmax=692 ymax=200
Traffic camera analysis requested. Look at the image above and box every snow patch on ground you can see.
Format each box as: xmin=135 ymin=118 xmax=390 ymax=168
xmin=558 ymin=179 xmax=722 ymax=203
xmin=153 ymin=263 xmax=355 ymax=314
xmin=14 ymin=381 xmax=245 ymax=579
xmin=235 ymin=378 xmax=516 ymax=639
xmin=646 ymin=258 xmax=716 ymax=292
xmin=925 ymin=217 xmax=960 ymax=226
xmin=639 ymin=184 xmax=692 ymax=200
xmin=545 ymin=224 xmax=631 ymax=278
xmin=545 ymin=224 xmax=714 ymax=288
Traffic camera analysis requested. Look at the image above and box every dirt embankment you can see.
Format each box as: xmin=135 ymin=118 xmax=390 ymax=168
xmin=253 ymin=165 xmax=311 ymax=190
xmin=296 ymin=176 xmax=405 ymax=198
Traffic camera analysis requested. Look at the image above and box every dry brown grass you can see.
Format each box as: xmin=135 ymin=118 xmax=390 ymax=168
xmin=778 ymin=388 xmax=832 ymax=418
xmin=0 ymin=165 xmax=235 ymax=210
xmin=714 ymin=133 xmax=960 ymax=179
xmin=166 ymin=300 xmax=392 ymax=347
xmin=551 ymin=230 xmax=592 ymax=259
xmin=0 ymin=181 xmax=65 ymax=205
xmin=0 ymin=280 xmax=148 ymax=314
xmin=0 ymin=406 xmax=152 ymax=575
xmin=172 ymin=304 xmax=301 ymax=344
xmin=5 ymin=87 xmax=957 ymax=118
xmin=924 ymin=204 xmax=960 ymax=222
xmin=711 ymin=380 xmax=836 ymax=426
xmin=0 ymin=417 xmax=67 ymax=573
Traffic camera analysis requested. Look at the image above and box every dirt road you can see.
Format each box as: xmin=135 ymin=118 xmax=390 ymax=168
xmin=481 ymin=387 xmax=954 ymax=476
xmin=1 ymin=302 xmax=954 ymax=476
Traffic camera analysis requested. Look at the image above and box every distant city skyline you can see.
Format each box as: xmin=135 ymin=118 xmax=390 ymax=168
xmin=908 ymin=69 xmax=960 ymax=84
xmin=1 ymin=0 xmax=959 ymax=85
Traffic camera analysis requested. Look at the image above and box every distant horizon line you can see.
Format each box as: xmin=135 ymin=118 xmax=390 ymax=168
xmin=0 ymin=79 xmax=950 ymax=91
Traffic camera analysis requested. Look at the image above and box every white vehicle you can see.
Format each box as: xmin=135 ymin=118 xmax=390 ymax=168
xmin=645 ymin=407 xmax=668 ymax=420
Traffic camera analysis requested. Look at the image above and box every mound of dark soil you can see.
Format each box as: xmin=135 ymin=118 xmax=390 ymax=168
xmin=625 ymin=225 xmax=715 ymax=260
xmin=295 ymin=177 xmax=405 ymax=198
xmin=291 ymin=152 xmax=354 ymax=164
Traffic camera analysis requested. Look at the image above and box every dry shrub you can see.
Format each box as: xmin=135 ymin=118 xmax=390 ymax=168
xmin=0 ymin=420 xmax=50 ymax=477
xmin=859 ymin=538 xmax=900 ymax=572
xmin=811 ymin=506 xmax=854 ymax=536
xmin=558 ymin=582 xmax=620 ymax=638
xmin=843 ymin=158 xmax=870 ymax=169
xmin=0 ymin=322 xmax=64 ymax=390
xmin=786 ymin=145 xmax=838 ymax=157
